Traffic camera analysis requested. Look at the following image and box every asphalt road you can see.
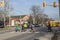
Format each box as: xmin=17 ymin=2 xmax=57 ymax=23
xmin=5 ymin=32 xmax=47 ymax=40
xmin=5 ymin=27 xmax=47 ymax=40
xmin=1 ymin=26 xmax=58 ymax=40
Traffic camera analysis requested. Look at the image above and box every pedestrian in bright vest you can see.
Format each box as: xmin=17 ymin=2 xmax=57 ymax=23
xmin=24 ymin=23 xmax=28 ymax=31
xmin=24 ymin=23 xmax=28 ymax=28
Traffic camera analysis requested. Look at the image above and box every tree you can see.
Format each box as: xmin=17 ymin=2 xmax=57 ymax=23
xmin=30 ymin=5 xmax=49 ymax=24
xmin=0 ymin=0 xmax=13 ymax=27
xmin=0 ymin=11 xmax=4 ymax=20
xmin=28 ymin=14 xmax=33 ymax=24
xmin=31 ymin=6 xmax=39 ymax=24
xmin=30 ymin=5 xmax=43 ymax=24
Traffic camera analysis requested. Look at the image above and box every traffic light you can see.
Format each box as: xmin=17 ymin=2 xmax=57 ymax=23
xmin=0 ymin=0 xmax=5 ymax=8
xmin=53 ymin=2 xmax=56 ymax=7
xmin=42 ymin=2 xmax=46 ymax=7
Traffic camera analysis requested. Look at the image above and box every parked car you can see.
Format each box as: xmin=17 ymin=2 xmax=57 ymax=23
xmin=0 ymin=21 xmax=4 ymax=28
xmin=34 ymin=24 xmax=40 ymax=27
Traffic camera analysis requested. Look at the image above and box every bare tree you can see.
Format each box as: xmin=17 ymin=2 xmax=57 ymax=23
xmin=0 ymin=10 xmax=4 ymax=20
xmin=30 ymin=5 xmax=48 ymax=24
xmin=30 ymin=5 xmax=43 ymax=24
xmin=0 ymin=0 xmax=13 ymax=27
xmin=28 ymin=14 xmax=33 ymax=24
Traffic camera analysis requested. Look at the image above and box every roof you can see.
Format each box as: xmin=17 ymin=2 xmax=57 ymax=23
xmin=11 ymin=18 xmax=20 ymax=21
xmin=11 ymin=15 xmax=26 ymax=18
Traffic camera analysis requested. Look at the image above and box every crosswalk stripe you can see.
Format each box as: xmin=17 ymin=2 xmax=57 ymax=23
xmin=9 ymin=31 xmax=40 ymax=33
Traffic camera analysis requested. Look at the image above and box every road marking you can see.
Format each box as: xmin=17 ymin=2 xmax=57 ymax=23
xmin=35 ymin=32 xmax=40 ymax=33
xmin=9 ymin=31 xmax=40 ymax=34
xmin=21 ymin=32 xmax=40 ymax=33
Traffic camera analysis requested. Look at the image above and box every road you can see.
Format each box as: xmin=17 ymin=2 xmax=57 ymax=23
xmin=51 ymin=32 xmax=60 ymax=40
xmin=4 ymin=27 xmax=42 ymax=40
xmin=0 ymin=26 xmax=54 ymax=40
xmin=5 ymin=33 xmax=39 ymax=40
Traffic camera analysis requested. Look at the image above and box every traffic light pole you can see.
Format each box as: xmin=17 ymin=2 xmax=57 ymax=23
xmin=59 ymin=0 xmax=60 ymax=19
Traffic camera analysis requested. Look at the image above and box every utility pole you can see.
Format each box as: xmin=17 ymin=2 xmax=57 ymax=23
xmin=5 ymin=0 xmax=11 ymax=28
xmin=8 ymin=0 xmax=10 ymax=27
xmin=59 ymin=0 xmax=60 ymax=19
xmin=8 ymin=0 xmax=12 ymax=28
xmin=3 ymin=0 xmax=5 ymax=27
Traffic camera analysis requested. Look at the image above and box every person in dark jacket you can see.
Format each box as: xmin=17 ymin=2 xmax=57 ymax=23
xmin=48 ymin=23 xmax=52 ymax=32
xmin=30 ymin=24 xmax=35 ymax=32
xmin=21 ymin=25 xmax=24 ymax=32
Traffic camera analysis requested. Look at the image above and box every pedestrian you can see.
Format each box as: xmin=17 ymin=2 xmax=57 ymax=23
xmin=15 ymin=24 xmax=19 ymax=32
xmin=15 ymin=24 xmax=20 ymax=32
xmin=21 ymin=25 xmax=24 ymax=32
xmin=31 ymin=24 xmax=35 ymax=32
xmin=24 ymin=23 xmax=28 ymax=31
xmin=48 ymin=23 xmax=52 ymax=32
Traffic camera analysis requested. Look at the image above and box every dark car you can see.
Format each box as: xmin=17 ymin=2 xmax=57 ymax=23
xmin=0 ymin=21 xmax=4 ymax=28
xmin=34 ymin=24 xmax=40 ymax=27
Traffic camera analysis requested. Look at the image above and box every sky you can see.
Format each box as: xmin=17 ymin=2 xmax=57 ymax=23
xmin=11 ymin=0 xmax=59 ymax=20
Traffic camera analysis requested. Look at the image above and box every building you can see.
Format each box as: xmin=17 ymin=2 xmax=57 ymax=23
xmin=6 ymin=15 xmax=30 ymax=26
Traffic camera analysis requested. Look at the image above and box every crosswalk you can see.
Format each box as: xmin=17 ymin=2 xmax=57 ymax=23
xmin=10 ymin=31 xmax=40 ymax=33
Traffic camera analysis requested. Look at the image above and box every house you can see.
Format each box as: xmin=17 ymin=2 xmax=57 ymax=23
xmin=6 ymin=15 xmax=30 ymax=26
